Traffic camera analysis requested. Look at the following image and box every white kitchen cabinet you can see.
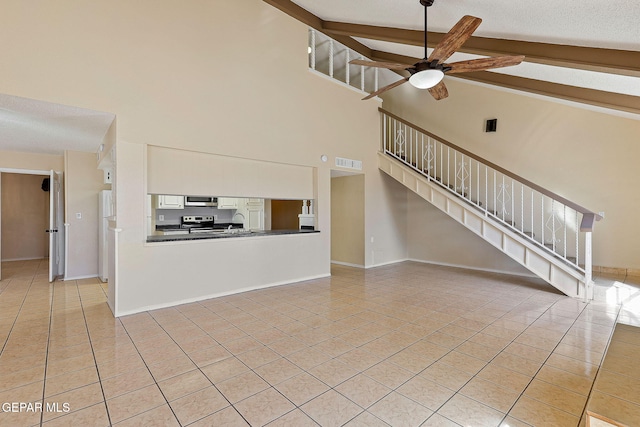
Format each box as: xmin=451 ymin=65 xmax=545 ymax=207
xmin=217 ymin=197 xmax=238 ymax=209
xmin=156 ymin=195 xmax=184 ymax=209
xmin=244 ymin=199 xmax=264 ymax=230
xmin=246 ymin=208 xmax=264 ymax=230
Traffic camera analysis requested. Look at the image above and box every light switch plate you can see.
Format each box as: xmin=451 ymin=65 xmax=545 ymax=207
xmin=76 ymin=213 xmax=82 ymax=219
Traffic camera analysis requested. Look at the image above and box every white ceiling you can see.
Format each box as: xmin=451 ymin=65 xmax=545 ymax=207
xmin=0 ymin=94 xmax=115 ymax=156
xmin=292 ymin=0 xmax=640 ymax=101
xmin=292 ymin=0 xmax=640 ymax=49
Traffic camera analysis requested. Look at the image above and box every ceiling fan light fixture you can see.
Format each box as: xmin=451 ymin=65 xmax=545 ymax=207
xmin=409 ymin=69 xmax=444 ymax=89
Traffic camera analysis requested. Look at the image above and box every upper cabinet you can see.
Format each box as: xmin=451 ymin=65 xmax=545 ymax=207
xmin=156 ymin=195 xmax=184 ymax=210
xmin=217 ymin=197 xmax=238 ymax=209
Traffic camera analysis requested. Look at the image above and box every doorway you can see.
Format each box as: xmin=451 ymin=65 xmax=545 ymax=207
xmin=0 ymin=169 xmax=64 ymax=282
xmin=330 ymin=170 xmax=365 ymax=267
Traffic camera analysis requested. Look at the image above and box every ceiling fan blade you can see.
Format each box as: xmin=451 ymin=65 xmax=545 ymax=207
xmin=428 ymin=15 xmax=482 ymax=64
xmin=427 ymin=80 xmax=449 ymax=100
xmin=446 ymin=55 xmax=525 ymax=74
xmin=362 ymin=78 xmax=409 ymax=100
xmin=349 ymin=59 xmax=413 ymax=70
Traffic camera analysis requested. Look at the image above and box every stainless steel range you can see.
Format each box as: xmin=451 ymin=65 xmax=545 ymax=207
xmin=181 ymin=216 xmax=215 ymax=233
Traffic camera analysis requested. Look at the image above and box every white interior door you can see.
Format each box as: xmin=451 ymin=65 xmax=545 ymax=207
xmin=48 ymin=171 xmax=63 ymax=282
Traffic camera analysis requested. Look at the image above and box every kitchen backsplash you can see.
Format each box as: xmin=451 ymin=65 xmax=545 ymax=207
xmin=155 ymin=207 xmax=234 ymax=225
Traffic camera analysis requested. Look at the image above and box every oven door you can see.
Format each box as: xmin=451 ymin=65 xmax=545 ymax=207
xmin=185 ymin=196 xmax=217 ymax=207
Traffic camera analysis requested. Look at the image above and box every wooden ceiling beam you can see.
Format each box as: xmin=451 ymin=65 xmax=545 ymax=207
xmin=323 ymin=21 xmax=640 ymax=77
xmin=262 ymin=0 xmax=374 ymax=61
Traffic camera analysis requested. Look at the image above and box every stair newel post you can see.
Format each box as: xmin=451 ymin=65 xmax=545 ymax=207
xmin=585 ymin=231 xmax=593 ymax=301
xmin=374 ymin=68 xmax=379 ymax=92
xmin=575 ymin=215 xmax=580 ymax=267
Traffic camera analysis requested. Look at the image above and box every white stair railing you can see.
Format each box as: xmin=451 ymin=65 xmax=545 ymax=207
xmin=380 ymin=109 xmax=601 ymax=296
xmin=308 ymin=29 xmax=397 ymax=95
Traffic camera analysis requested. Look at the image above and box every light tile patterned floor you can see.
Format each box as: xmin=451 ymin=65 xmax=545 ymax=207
xmin=0 ymin=259 xmax=638 ymax=426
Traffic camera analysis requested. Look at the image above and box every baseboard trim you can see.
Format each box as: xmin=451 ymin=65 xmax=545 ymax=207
xmin=114 ymin=273 xmax=331 ymax=317
xmin=407 ymin=258 xmax=537 ymax=278
xmin=1 ymin=257 xmax=47 ymax=262
xmin=64 ymin=274 xmax=99 ymax=281
xmin=331 ymin=261 xmax=366 ymax=269
xmin=365 ymin=258 xmax=410 ymax=269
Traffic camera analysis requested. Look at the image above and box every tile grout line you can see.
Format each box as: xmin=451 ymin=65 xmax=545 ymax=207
xmin=76 ymin=278 xmax=114 ymax=427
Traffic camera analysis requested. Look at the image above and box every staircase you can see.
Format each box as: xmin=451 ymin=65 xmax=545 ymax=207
xmin=378 ymin=109 xmax=601 ymax=299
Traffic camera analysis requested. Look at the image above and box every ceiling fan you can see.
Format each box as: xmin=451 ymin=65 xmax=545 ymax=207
xmin=350 ymin=0 xmax=524 ymax=100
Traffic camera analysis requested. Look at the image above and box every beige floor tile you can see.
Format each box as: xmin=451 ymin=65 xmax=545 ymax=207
xmin=275 ymin=372 xmax=331 ymax=406
xmin=158 ymin=369 xmax=212 ymax=402
xmin=439 ymin=351 xmax=487 ymax=375
xmin=43 ymin=382 xmax=104 ymax=422
xmin=369 ymin=391 xmax=433 ymax=427
xmin=235 ymin=387 xmax=296 ymax=426
xmin=308 ymin=358 xmax=359 ymax=387
xmin=337 ymin=347 xmax=384 ymax=371
xmin=266 ymin=408 xmax=318 ymax=427
xmin=343 ymin=410 xmax=391 ymax=426
xmin=477 ymin=363 xmax=532 ymax=394
xmin=267 ymin=336 xmax=309 ymax=356
xmin=535 ymin=365 xmax=593 ymax=396
xmin=44 ymin=365 xmax=98 ymax=398
xmin=397 ymin=375 xmax=455 ymax=411
xmin=499 ymin=416 xmax=533 ymax=426
xmin=188 ymin=344 xmax=232 ymax=367
xmin=0 ymin=365 xmax=45 ymax=393
xmin=106 ymin=384 xmax=166 ymax=424
xmin=421 ymin=413 xmax=463 ymax=427
xmin=188 ymin=406 xmax=249 ymax=427
xmin=438 ymin=394 xmax=505 ymax=427
xmin=587 ymin=390 xmax=640 ymax=427
xmin=460 ymin=377 xmax=520 ymax=413
xmin=335 ymin=374 xmax=392 ymax=408
xmin=364 ymin=361 xmax=414 ymax=389
xmin=285 ymin=347 xmax=332 ymax=370
xmin=424 ymin=330 xmax=466 ymax=350
xmin=503 ymin=342 xmax=551 ymax=363
xmin=509 ymin=395 xmax=579 ymax=427
xmin=169 ymin=386 xmax=229 ymax=425
xmin=311 ymin=337 xmax=354 ymax=357
xmin=524 ymin=379 xmax=587 ymax=416
xmin=235 ymin=345 xmax=280 ymax=369
xmin=301 ymin=389 xmax=363 ymax=426
xmin=420 ymin=361 xmax=475 ymax=391
xmin=455 ymin=341 xmax=502 ymax=362
xmin=200 ymin=356 xmax=249 ymax=384
xmin=594 ymin=370 xmax=640 ymax=405
xmin=147 ymin=355 xmax=197 ymax=382
xmin=217 ymin=370 xmax=270 ymax=403
xmin=491 ymin=352 xmax=543 ymax=377
xmin=255 ymin=357 xmax=303 ymax=385
xmin=42 ymin=402 xmax=109 ymax=427
xmin=101 ymin=367 xmax=155 ymax=400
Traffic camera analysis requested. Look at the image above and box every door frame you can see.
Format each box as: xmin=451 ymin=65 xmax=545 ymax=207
xmin=0 ymin=167 xmax=65 ymax=281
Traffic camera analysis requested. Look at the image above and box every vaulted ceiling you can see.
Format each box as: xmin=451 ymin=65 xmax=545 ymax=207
xmin=263 ymin=0 xmax=640 ymax=116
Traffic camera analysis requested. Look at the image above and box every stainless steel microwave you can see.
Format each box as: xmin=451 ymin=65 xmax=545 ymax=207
xmin=184 ymin=196 xmax=217 ymax=207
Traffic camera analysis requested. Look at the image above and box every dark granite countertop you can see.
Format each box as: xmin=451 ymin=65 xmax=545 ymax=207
xmin=147 ymin=229 xmax=319 ymax=243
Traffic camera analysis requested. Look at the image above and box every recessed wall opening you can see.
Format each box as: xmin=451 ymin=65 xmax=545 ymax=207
xmin=330 ymin=169 xmax=365 ymax=268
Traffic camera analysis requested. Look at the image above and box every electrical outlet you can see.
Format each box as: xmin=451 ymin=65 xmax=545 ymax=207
xmin=76 ymin=212 xmax=82 ymax=219
xmin=159 ymin=215 xmax=165 ymax=221
xmin=213 ymin=215 xmax=218 ymax=220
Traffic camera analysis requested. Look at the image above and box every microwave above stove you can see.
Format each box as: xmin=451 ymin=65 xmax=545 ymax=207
xmin=184 ymin=196 xmax=217 ymax=207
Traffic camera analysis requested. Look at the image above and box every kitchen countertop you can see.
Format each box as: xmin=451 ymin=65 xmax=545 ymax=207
xmin=147 ymin=229 xmax=319 ymax=243
xmin=156 ymin=222 xmax=244 ymax=231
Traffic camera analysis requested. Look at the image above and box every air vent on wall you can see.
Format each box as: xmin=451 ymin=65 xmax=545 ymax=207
xmin=335 ymin=157 xmax=362 ymax=170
